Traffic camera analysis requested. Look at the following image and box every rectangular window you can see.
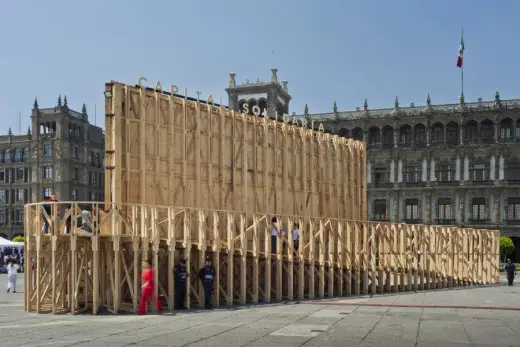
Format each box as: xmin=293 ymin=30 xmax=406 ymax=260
xmin=507 ymin=197 xmax=520 ymax=221
xmin=404 ymin=166 xmax=420 ymax=182
xmin=0 ymin=189 xmax=4 ymax=202
xmin=43 ymin=187 xmax=52 ymax=198
xmin=24 ymin=168 xmax=29 ymax=182
xmin=16 ymin=210 xmax=23 ymax=225
xmin=15 ymin=168 xmax=23 ymax=181
xmin=16 ymin=189 xmax=24 ymax=202
xmin=0 ymin=169 xmax=4 ymax=181
xmin=72 ymin=167 xmax=78 ymax=180
xmin=405 ymin=199 xmax=419 ymax=220
xmin=70 ymin=145 xmax=78 ymax=159
xmin=92 ymin=172 xmax=97 ymax=185
xmin=437 ymin=198 xmax=452 ymax=221
xmin=438 ymin=165 xmax=452 ymax=181
xmin=373 ymin=199 xmax=387 ymax=221
xmin=501 ymin=127 xmax=512 ymax=140
xmin=44 ymin=144 xmax=52 ymax=157
xmin=90 ymin=192 xmax=97 ymax=201
xmin=471 ymin=198 xmax=486 ymax=220
xmin=43 ymin=166 xmax=53 ymax=179
xmin=0 ymin=210 xmax=5 ymax=225
xmin=472 ymin=164 xmax=487 ymax=181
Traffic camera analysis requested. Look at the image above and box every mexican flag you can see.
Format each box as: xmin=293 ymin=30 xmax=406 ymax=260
xmin=456 ymin=34 xmax=464 ymax=68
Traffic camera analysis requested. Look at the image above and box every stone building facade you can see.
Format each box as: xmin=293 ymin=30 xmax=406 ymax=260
xmin=0 ymin=96 xmax=105 ymax=240
xmin=306 ymin=92 xmax=520 ymax=260
xmin=226 ymin=70 xmax=520 ymax=260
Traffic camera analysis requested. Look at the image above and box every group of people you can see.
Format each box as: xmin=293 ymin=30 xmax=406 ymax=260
xmin=41 ymin=194 xmax=97 ymax=234
xmin=138 ymin=255 xmax=215 ymax=315
xmin=0 ymin=247 xmax=23 ymax=268
xmin=271 ymin=218 xmax=300 ymax=254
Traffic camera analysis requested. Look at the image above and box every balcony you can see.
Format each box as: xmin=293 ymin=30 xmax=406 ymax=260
xmin=401 ymin=181 xmax=427 ymax=188
xmin=467 ymin=180 xmax=494 ymax=186
xmin=372 ymin=182 xmax=394 ymax=188
xmin=468 ymin=219 xmax=491 ymax=225
xmin=435 ymin=219 xmax=456 ymax=225
xmin=436 ymin=180 xmax=459 ymax=186
xmin=367 ymin=142 xmax=380 ymax=149
xmin=404 ymin=219 xmax=421 ymax=224
xmin=398 ymin=141 xmax=412 ymax=148
xmin=506 ymin=220 xmax=520 ymax=226
xmin=505 ymin=180 xmax=520 ymax=186
xmin=382 ymin=142 xmax=394 ymax=149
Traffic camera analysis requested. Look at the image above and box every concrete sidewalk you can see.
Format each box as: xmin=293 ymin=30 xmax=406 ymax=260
xmin=1 ymin=273 xmax=519 ymax=347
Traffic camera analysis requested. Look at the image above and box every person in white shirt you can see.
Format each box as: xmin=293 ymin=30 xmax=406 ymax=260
xmin=293 ymin=223 xmax=300 ymax=252
xmin=6 ymin=259 xmax=19 ymax=293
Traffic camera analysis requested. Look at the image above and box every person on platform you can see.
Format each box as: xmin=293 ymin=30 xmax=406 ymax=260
xmin=42 ymin=196 xmax=51 ymax=234
xmin=198 ymin=256 xmax=215 ymax=309
xmin=271 ymin=217 xmax=281 ymax=253
xmin=6 ymin=258 xmax=19 ymax=293
xmin=174 ymin=256 xmax=189 ymax=310
xmin=504 ymin=259 xmax=516 ymax=286
xmin=293 ymin=223 xmax=300 ymax=253
xmin=139 ymin=259 xmax=163 ymax=315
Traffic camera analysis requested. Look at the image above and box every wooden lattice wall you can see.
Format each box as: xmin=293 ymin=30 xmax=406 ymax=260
xmin=104 ymin=81 xmax=366 ymax=221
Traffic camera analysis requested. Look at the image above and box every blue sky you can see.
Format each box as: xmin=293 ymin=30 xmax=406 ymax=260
xmin=1 ymin=0 xmax=519 ymax=134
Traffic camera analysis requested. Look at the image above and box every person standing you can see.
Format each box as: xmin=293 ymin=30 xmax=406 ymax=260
xmin=198 ymin=256 xmax=215 ymax=309
xmin=174 ymin=257 xmax=189 ymax=310
xmin=271 ymin=217 xmax=280 ymax=253
xmin=139 ymin=260 xmax=163 ymax=315
xmin=504 ymin=259 xmax=516 ymax=286
xmin=6 ymin=258 xmax=19 ymax=293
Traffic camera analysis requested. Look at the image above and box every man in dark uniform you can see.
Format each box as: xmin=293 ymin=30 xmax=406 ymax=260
xmin=198 ymin=256 xmax=215 ymax=309
xmin=174 ymin=257 xmax=189 ymax=309
xmin=504 ymin=259 xmax=516 ymax=286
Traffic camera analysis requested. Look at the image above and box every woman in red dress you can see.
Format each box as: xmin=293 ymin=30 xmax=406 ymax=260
xmin=139 ymin=259 xmax=163 ymax=315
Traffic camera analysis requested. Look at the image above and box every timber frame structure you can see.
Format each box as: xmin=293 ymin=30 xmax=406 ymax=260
xmin=23 ymin=81 xmax=500 ymax=314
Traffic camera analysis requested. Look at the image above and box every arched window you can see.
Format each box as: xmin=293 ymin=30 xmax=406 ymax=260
xmin=368 ymin=127 xmax=380 ymax=145
xmin=382 ymin=126 xmax=394 ymax=147
xmin=352 ymin=128 xmax=363 ymax=141
xmin=13 ymin=148 xmax=21 ymax=162
xmin=399 ymin=125 xmax=411 ymax=145
xmin=431 ymin=123 xmax=443 ymax=143
xmin=3 ymin=148 xmax=10 ymax=163
xmin=22 ymin=147 xmax=29 ymax=162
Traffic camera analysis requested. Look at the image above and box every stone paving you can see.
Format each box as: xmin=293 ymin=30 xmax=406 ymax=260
xmin=1 ymin=273 xmax=519 ymax=346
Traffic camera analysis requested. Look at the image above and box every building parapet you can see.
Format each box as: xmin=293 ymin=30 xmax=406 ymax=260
xmin=306 ymin=98 xmax=520 ymax=121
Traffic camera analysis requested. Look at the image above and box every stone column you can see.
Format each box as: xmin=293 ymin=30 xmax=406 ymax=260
xmin=425 ymin=192 xmax=431 ymax=224
xmin=393 ymin=192 xmax=399 ymax=222
xmin=459 ymin=190 xmax=465 ymax=225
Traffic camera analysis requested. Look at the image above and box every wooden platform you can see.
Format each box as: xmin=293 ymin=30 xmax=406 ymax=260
xmin=23 ymin=202 xmax=500 ymax=315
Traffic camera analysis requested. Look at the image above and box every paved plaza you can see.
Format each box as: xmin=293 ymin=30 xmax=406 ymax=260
xmin=0 ymin=274 xmax=519 ymax=346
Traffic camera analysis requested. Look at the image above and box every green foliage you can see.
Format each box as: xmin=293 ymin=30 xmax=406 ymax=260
xmin=12 ymin=235 xmax=25 ymax=243
xmin=500 ymin=236 xmax=515 ymax=262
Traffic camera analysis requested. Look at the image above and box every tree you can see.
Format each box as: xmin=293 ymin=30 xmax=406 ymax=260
xmin=500 ymin=236 xmax=515 ymax=263
xmin=12 ymin=235 xmax=24 ymax=243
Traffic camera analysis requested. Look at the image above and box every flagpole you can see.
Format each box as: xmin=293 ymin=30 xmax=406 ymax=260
xmin=461 ymin=28 xmax=464 ymax=97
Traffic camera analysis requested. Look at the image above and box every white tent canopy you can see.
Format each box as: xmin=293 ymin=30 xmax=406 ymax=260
xmin=0 ymin=237 xmax=23 ymax=250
